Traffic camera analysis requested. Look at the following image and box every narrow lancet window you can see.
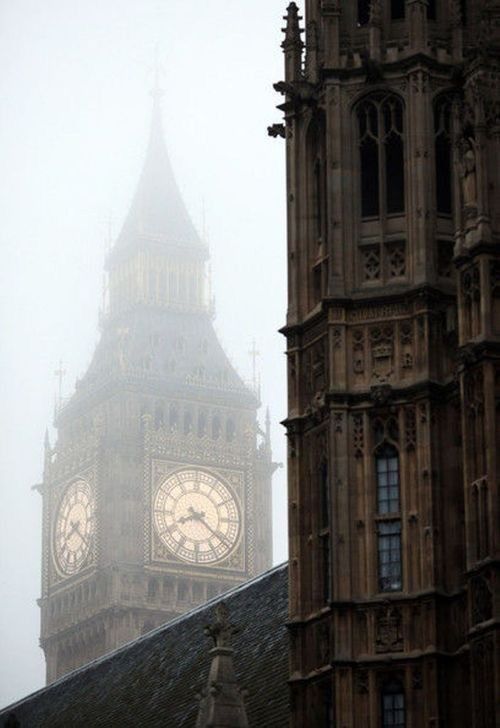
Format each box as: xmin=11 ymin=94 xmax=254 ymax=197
xmin=357 ymin=94 xmax=405 ymax=219
xmin=376 ymin=445 xmax=400 ymax=515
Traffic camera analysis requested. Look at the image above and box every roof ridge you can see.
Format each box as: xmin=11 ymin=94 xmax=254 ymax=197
xmin=0 ymin=563 xmax=288 ymax=714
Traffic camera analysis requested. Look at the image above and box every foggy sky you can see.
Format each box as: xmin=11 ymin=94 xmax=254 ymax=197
xmin=0 ymin=0 xmax=287 ymax=707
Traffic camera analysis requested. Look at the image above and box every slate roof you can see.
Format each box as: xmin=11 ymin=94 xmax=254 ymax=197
xmin=0 ymin=564 xmax=289 ymax=728
xmin=79 ymin=308 xmax=255 ymax=406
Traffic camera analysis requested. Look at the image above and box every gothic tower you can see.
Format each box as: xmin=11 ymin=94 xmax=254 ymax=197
xmin=275 ymin=1 xmax=499 ymax=725
xmin=39 ymin=94 xmax=275 ymax=683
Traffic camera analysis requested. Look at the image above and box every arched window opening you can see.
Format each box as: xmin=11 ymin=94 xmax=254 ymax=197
xmin=391 ymin=0 xmax=405 ymax=19
xmin=212 ymin=416 xmax=221 ymax=440
xmin=381 ymin=680 xmax=405 ymax=728
xmin=358 ymin=0 xmax=370 ymax=26
xmin=154 ymin=404 xmax=164 ymax=429
xmin=147 ymin=578 xmax=158 ymax=601
xmin=306 ymin=114 xmax=327 ymax=249
xmin=384 ymin=99 xmax=405 ymax=214
xmin=169 ymin=404 xmax=178 ymax=431
xmin=357 ymin=94 xmax=405 ymax=218
xmin=358 ymin=100 xmax=380 ymax=217
xmin=376 ymin=444 xmax=400 ymax=515
xmin=226 ymin=418 xmax=236 ymax=442
xmin=434 ymin=96 xmax=453 ymax=215
xmin=178 ymin=580 xmax=188 ymax=601
xmin=198 ymin=412 xmax=207 ymax=438
xmin=184 ymin=411 xmax=193 ymax=435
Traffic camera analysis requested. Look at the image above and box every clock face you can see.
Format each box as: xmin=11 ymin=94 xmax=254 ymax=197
xmin=53 ymin=480 xmax=95 ymax=576
xmin=153 ymin=469 xmax=241 ymax=565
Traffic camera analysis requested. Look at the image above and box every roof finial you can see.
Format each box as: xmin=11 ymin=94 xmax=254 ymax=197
xmin=195 ymin=602 xmax=249 ymax=728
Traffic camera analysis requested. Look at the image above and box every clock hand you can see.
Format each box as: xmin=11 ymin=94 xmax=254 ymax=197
xmin=197 ymin=514 xmax=232 ymax=548
xmin=73 ymin=523 xmax=89 ymax=548
xmin=64 ymin=520 xmax=80 ymax=542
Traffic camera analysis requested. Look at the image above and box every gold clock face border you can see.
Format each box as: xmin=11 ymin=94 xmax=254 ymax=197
xmin=153 ymin=468 xmax=242 ymax=566
xmin=52 ymin=479 xmax=95 ymax=578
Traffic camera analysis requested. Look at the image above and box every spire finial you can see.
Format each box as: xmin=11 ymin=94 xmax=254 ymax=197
xmin=196 ymin=603 xmax=249 ymax=728
xmin=151 ymin=44 xmax=164 ymax=103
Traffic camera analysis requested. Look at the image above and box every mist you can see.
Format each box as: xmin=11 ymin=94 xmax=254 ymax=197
xmin=0 ymin=0 xmax=287 ymax=707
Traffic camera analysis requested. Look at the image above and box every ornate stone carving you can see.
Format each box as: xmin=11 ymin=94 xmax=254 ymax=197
xmin=405 ymin=407 xmax=417 ymax=451
xmin=375 ymin=605 xmax=403 ymax=653
xmin=353 ymin=329 xmax=365 ymax=374
xmin=362 ymin=245 xmax=381 ymax=282
xmin=353 ymin=414 xmax=364 ymax=458
xmin=387 ymin=242 xmax=406 ymax=278
xmin=370 ymin=326 xmax=394 ymax=382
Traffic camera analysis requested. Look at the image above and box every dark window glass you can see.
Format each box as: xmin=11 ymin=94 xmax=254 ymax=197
xmin=212 ymin=416 xmax=221 ymax=440
xmin=434 ymin=98 xmax=453 ymax=215
xmin=378 ymin=521 xmax=402 ymax=591
xmin=461 ymin=0 xmax=467 ymax=23
xmin=386 ymin=133 xmax=405 ymax=213
xmin=383 ymin=98 xmax=405 ymax=214
xmin=358 ymin=0 xmax=370 ymax=25
xmin=357 ymin=94 xmax=404 ymax=219
xmin=376 ymin=445 xmax=400 ymax=514
xmin=382 ymin=681 xmax=405 ymax=728
xmin=361 ymin=138 xmax=380 ymax=216
xmin=427 ymin=0 xmax=437 ymax=19
xmin=359 ymin=101 xmax=380 ymax=217
xmin=391 ymin=0 xmax=405 ymax=19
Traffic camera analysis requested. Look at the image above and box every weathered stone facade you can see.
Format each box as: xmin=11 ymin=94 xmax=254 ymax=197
xmin=274 ymin=1 xmax=499 ymax=725
xmin=39 ymin=96 xmax=275 ymax=683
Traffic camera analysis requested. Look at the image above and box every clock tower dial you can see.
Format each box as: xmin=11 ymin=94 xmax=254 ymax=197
xmin=153 ymin=469 xmax=241 ymax=565
xmin=53 ymin=480 xmax=95 ymax=577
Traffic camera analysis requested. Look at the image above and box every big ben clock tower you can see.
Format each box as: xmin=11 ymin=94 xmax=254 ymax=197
xmin=39 ymin=92 xmax=275 ymax=683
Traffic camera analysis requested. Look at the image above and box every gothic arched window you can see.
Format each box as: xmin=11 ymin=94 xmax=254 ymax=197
xmin=212 ymin=416 xmax=221 ymax=440
xmin=434 ymin=96 xmax=453 ymax=215
xmin=357 ymin=94 xmax=405 ymax=219
xmin=198 ymin=411 xmax=207 ymax=438
xmin=154 ymin=403 xmax=164 ymax=429
xmin=169 ymin=404 xmax=178 ymax=431
xmin=183 ymin=411 xmax=193 ymax=435
xmin=376 ymin=444 xmax=400 ymax=514
xmin=226 ymin=418 xmax=236 ymax=442
xmin=381 ymin=680 xmax=405 ymax=728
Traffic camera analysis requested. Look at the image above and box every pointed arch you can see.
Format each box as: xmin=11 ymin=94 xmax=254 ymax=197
xmin=355 ymin=92 xmax=405 ymax=219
